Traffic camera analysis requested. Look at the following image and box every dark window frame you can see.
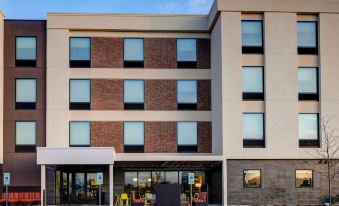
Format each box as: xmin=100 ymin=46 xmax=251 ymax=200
xmin=177 ymin=121 xmax=198 ymax=153
xmin=69 ymin=79 xmax=91 ymax=110
xmin=123 ymin=38 xmax=145 ymax=68
xmin=15 ymin=120 xmax=37 ymax=153
xmin=298 ymin=67 xmax=319 ymax=101
xmin=295 ymin=169 xmax=313 ymax=188
xmin=297 ymin=21 xmax=319 ymax=55
xmin=69 ymin=121 xmax=91 ymax=147
xmin=69 ymin=37 xmax=91 ymax=68
xmin=123 ymin=80 xmax=145 ymax=110
xmin=123 ymin=121 xmax=145 ymax=153
xmin=177 ymin=80 xmax=198 ymax=110
xmin=15 ymin=36 xmax=37 ymax=68
xmin=241 ymin=20 xmax=264 ymax=54
xmin=242 ymin=66 xmax=265 ymax=101
xmin=299 ymin=113 xmax=320 ymax=148
xmin=243 ymin=113 xmax=265 ymax=148
xmin=243 ymin=169 xmax=262 ymax=188
xmin=176 ymin=38 xmax=198 ymax=69
xmin=15 ymin=78 xmax=37 ymax=110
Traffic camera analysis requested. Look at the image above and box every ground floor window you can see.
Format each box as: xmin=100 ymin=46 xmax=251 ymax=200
xmin=243 ymin=169 xmax=261 ymax=188
xmin=296 ymin=170 xmax=313 ymax=188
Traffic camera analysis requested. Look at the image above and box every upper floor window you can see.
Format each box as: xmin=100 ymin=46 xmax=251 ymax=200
xmin=15 ymin=121 xmax=36 ymax=152
xmin=177 ymin=122 xmax=198 ymax=152
xmin=243 ymin=170 xmax=261 ymax=188
xmin=16 ymin=79 xmax=36 ymax=110
xmin=69 ymin=121 xmax=91 ymax=147
xmin=69 ymin=79 xmax=91 ymax=110
xmin=124 ymin=80 xmax=144 ymax=110
xmin=16 ymin=36 xmax=37 ymax=67
xmin=299 ymin=113 xmax=319 ymax=147
xmin=243 ymin=113 xmax=265 ymax=148
xmin=124 ymin=122 xmax=144 ymax=153
xmin=298 ymin=67 xmax=318 ymax=101
xmin=241 ymin=20 xmax=263 ymax=54
xmin=296 ymin=170 xmax=313 ymax=188
xmin=70 ymin=37 xmax=91 ymax=68
xmin=177 ymin=80 xmax=197 ymax=110
xmin=177 ymin=39 xmax=197 ymax=68
xmin=297 ymin=21 xmax=318 ymax=55
xmin=242 ymin=67 xmax=264 ymax=100
xmin=124 ymin=38 xmax=144 ymax=68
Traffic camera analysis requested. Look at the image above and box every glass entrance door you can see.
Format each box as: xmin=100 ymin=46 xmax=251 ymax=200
xmin=87 ymin=173 xmax=99 ymax=204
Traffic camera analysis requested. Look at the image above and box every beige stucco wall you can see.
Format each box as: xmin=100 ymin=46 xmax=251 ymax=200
xmin=0 ymin=11 xmax=4 ymax=163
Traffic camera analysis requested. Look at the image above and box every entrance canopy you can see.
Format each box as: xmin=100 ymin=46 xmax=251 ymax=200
xmin=36 ymin=147 xmax=115 ymax=165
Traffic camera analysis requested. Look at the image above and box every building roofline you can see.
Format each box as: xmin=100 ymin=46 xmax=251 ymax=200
xmin=48 ymin=12 xmax=209 ymax=18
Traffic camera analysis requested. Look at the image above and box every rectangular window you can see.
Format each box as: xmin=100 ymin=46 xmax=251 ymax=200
xmin=16 ymin=79 xmax=36 ymax=110
xmin=298 ymin=68 xmax=319 ymax=101
xmin=243 ymin=170 xmax=261 ymax=188
xmin=177 ymin=122 xmax=198 ymax=152
xmin=16 ymin=36 xmax=37 ymax=67
xmin=124 ymin=122 xmax=144 ymax=152
xmin=177 ymin=39 xmax=197 ymax=68
xmin=243 ymin=113 xmax=265 ymax=147
xmin=69 ymin=122 xmax=91 ymax=147
xmin=243 ymin=67 xmax=264 ymax=100
xmin=299 ymin=114 xmax=319 ymax=147
xmin=15 ymin=121 xmax=36 ymax=152
xmin=296 ymin=170 xmax=313 ymax=188
xmin=69 ymin=80 xmax=91 ymax=110
xmin=70 ymin=37 xmax=91 ymax=68
xmin=297 ymin=21 xmax=318 ymax=55
xmin=177 ymin=80 xmax=197 ymax=110
xmin=124 ymin=38 xmax=144 ymax=68
xmin=242 ymin=20 xmax=263 ymax=54
xmin=124 ymin=172 xmax=138 ymax=190
xmin=124 ymin=80 xmax=144 ymax=110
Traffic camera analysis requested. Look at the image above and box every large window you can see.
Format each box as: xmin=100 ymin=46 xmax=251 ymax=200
xmin=16 ymin=36 xmax=37 ymax=67
xmin=69 ymin=80 xmax=91 ymax=110
xmin=299 ymin=114 xmax=319 ymax=147
xmin=243 ymin=113 xmax=265 ymax=147
xmin=124 ymin=80 xmax=144 ymax=110
xmin=242 ymin=67 xmax=264 ymax=100
xmin=124 ymin=38 xmax=144 ymax=68
xmin=177 ymin=122 xmax=198 ymax=152
xmin=15 ymin=121 xmax=36 ymax=152
xmin=298 ymin=68 xmax=318 ymax=101
xmin=177 ymin=80 xmax=197 ymax=110
xmin=243 ymin=170 xmax=261 ymax=188
xmin=297 ymin=21 xmax=318 ymax=55
xmin=296 ymin=170 xmax=313 ymax=188
xmin=177 ymin=39 xmax=197 ymax=68
xmin=69 ymin=122 xmax=91 ymax=147
xmin=70 ymin=37 xmax=91 ymax=68
xmin=16 ymin=79 xmax=36 ymax=110
xmin=124 ymin=122 xmax=144 ymax=152
xmin=241 ymin=20 xmax=263 ymax=54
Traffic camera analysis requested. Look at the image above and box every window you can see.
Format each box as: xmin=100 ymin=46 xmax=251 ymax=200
xmin=16 ymin=79 xmax=36 ymax=110
xmin=124 ymin=122 xmax=144 ymax=152
xmin=70 ymin=37 xmax=91 ymax=68
xmin=69 ymin=122 xmax=91 ymax=146
xmin=243 ymin=113 xmax=265 ymax=147
xmin=243 ymin=67 xmax=264 ymax=100
xmin=296 ymin=170 xmax=313 ymax=188
xmin=242 ymin=20 xmax=263 ymax=54
xmin=243 ymin=170 xmax=261 ymax=188
xmin=299 ymin=114 xmax=319 ymax=147
xmin=69 ymin=80 xmax=91 ymax=110
xmin=125 ymin=172 xmax=138 ymax=190
xmin=15 ymin=121 xmax=36 ymax=152
xmin=177 ymin=122 xmax=198 ymax=152
xmin=297 ymin=21 xmax=318 ymax=54
xmin=177 ymin=80 xmax=197 ymax=110
xmin=298 ymin=68 xmax=318 ymax=101
xmin=177 ymin=39 xmax=197 ymax=68
xmin=124 ymin=38 xmax=144 ymax=68
xmin=16 ymin=37 xmax=37 ymax=67
xmin=124 ymin=80 xmax=144 ymax=110
xmin=138 ymin=172 xmax=152 ymax=189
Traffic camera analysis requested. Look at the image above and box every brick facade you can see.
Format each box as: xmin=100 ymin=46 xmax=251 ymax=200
xmin=197 ymin=38 xmax=211 ymax=69
xmin=197 ymin=80 xmax=211 ymax=110
xmin=91 ymin=37 xmax=123 ymax=68
xmin=145 ymin=122 xmax=177 ymax=153
xmin=91 ymin=79 xmax=123 ymax=110
xmin=91 ymin=122 xmax=124 ymax=153
xmin=144 ymin=38 xmax=176 ymax=69
xmin=145 ymin=80 xmax=177 ymax=110
xmin=198 ymin=122 xmax=212 ymax=153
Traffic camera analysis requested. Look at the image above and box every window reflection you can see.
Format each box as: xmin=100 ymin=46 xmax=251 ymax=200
xmin=243 ymin=170 xmax=261 ymax=188
xmin=296 ymin=170 xmax=313 ymax=188
xmin=125 ymin=172 xmax=138 ymax=191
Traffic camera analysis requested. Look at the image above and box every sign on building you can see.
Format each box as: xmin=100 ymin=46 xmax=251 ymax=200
xmin=97 ymin=172 xmax=103 ymax=185
xmin=3 ymin=173 xmax=10 ymax=186
xmin=188 ymin=172 xmax=194 ymax=185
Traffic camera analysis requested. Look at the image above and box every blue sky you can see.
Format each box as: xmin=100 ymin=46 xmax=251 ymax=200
xmin=0 ymin=0 xmax=214 ymax=19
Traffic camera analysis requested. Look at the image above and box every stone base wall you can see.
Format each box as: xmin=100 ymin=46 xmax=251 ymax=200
xmin=227 ymin=159 xmax=339 ymax=205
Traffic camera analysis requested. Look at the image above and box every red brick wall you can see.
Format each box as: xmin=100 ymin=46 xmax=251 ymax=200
xmin=198 ymin=122 xmax=212 ymax=153
xmin=197 ymin=80 xmax=211 ymax=110
xmin=91 ymin=122 xmax=123 ymax=152
xmin=144 ymin=38 xmax=176 ymax=69
xmin=91 ymin=37 xmax=123 ymax=68
xmin=91 ymin=79 xmax=123 ymax=110
xmin=145 ymin=80 xmax=177 ymax=110
xmin=197 ymin=38 xmax=211 ymax=69
xmin=145 ymin=122 xmax=177 ymax=153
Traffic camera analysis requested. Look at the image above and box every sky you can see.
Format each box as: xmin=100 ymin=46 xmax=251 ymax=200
xmin=0 ymin=0 xmax=214 ymax=19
